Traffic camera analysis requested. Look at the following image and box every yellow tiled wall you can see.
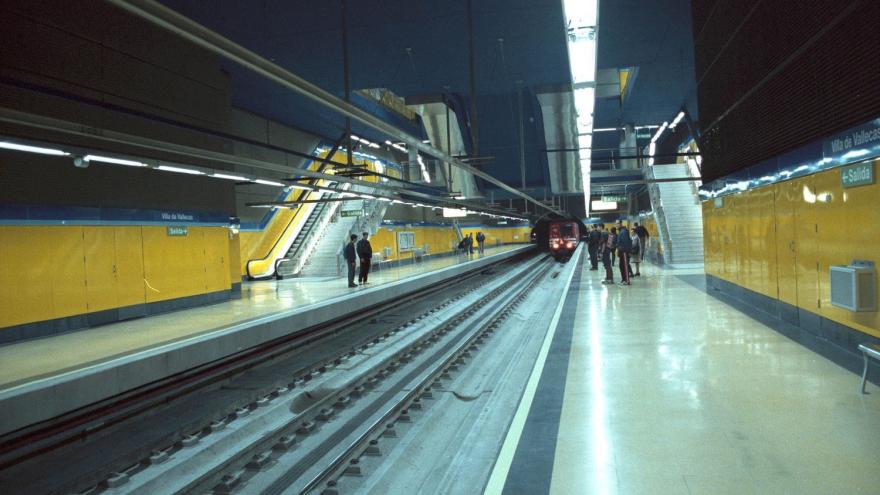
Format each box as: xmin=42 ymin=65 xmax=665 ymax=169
xmin=0 ymin=225 xmax=235 ymax=330
xmin=370 ymin=225 xmax=531 ymax=261
xmin=702 ymin=158 xmax=880 ymax=339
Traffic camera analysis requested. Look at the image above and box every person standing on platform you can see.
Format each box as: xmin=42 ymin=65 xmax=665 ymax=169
xmin=634 ymin=222 xmax=649 ymax=269
xmin=357 ymin=231 xmax=373 ymax=285
xmin=465 ymin=233 xmax=474 ymax=256
xmin=344 ymin=234 xmax=358 ymax=288
xmin=601 ymin=227 xmax=615 ymax=284
xmin=631 ymin=232 xmax=642 ymax=277
xmin=616 ymin=220 xmax=632 ymax=285
xmin=476 ymin=231 xmax=486 ymax=254
xmin=587 ymin=224 xmax=600 ymax=270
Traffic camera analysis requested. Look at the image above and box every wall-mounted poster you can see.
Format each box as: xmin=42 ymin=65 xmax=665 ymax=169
xmin=397 ymin=231 xmax=415 ymax=251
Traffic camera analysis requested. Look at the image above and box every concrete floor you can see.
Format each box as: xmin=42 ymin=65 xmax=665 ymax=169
xmin=0 ymin=246 xmax=522 ymax=390
xmin=493 ymin=255 xmax=880 ymax=494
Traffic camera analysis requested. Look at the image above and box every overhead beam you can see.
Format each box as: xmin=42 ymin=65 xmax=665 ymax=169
xmin=102 ymin=0 xmax=564 ymax=217
xmin=0 ymin=108 xmax=525 ymax=218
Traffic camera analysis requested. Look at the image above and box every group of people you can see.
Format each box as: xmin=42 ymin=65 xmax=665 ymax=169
xmin=343 ymin=232 xmax=373 ymax=288
xmin=586 ymin=221 xmax=650 ymax=286
xmin=457 ymin=231 xmax=486 ymax=255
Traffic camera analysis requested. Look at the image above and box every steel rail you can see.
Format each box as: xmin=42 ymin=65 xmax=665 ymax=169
xmin=101 ymin=0 xmax=565 ymax=218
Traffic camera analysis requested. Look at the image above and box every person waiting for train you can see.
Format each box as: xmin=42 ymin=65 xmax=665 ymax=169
xmin=634 ymin=221 xmax=649 ymax=269
xmin=587 ymin=224 xmax=601 ymax=270
xmin=356 ymin=231 xmax=373 ymax=285
xmin=600 ymin=227 xmax=615 ymax=284
xmin=344 ymin=234 xmax=358 ymax=288
xmin=465 ymin=233 xmax=474 ymax=256
xmin=615 ymin=220 xmax=632 ymax=285
xmin=630 ymin=231 xmax=642 ymax=277
xmin=476 ymin=231 xmax=486 ymax=254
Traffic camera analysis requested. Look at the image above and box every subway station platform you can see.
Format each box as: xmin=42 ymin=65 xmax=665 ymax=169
xmin=487 ymin=250 xmax=880 ymax=495
xmin=0 ymin=244 xmax=531 ymax=436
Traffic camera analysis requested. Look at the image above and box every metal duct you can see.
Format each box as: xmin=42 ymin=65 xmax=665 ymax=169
xmin=408 ymin=101 xmax=481 ymax=198
xmin=537 ymin=90 xmax=581 ymax=194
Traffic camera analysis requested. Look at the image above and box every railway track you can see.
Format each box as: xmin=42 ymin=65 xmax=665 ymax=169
xmin=0 ymin=251 xmax=555 ymax=495
xmin=85 ymin=255 xmax=552 ymax=494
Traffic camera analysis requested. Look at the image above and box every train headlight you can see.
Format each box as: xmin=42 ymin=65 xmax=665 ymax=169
xmin=566 ymin=242 xmax=573 ymax=249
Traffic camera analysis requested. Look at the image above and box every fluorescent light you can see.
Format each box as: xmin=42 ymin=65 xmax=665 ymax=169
xmin=157 ymin=165 xmax=203 ymax=175
xmin=212 ymin=173 xmax=249 ymax=181
xmin=651 ymin=122 xmax=669 ymax=143
xmin=591 ymin=200 xmax=618 ymax=211
xmin=648 ymin=142 xmax=657 ymax=166
xmin=443 ymin=207 xmax=467 ymax=218
xmin=84 ymin=154 xmax=147 ymax=167
xmin=378 ymin=197 xmax=392 ymax=202
xmin=670 ymin=111 xmax=685 ymax=128
xmin=454 ymin=195 xmax=466 ymax=200
xmin=592 ymin=128 xmax=618 ymax=132
xmin=253 ymin=179 xmax=285 ymax=186
xmin=0 ymin=141 xmax=69 ymax=156
xmin=360 ymin=194 xmax=375 ymax=199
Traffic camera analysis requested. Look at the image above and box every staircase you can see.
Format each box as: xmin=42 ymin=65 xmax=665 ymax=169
xmin=297 ymin=214 xmax=360 ymax=277
xmin=297 ymin=198 xmax=388 ymax=277
xmin=646 ymin=163 xmax=704 ymax=266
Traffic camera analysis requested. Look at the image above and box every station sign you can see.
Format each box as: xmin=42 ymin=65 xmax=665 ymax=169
xmin=340 ymin=209 xmax=363 ymax=217
xmin=601 ymin=195 xmax=626 ymax=203
xmin=841 ymin=161 xmax=874 ymax=188
xmin=167 ymin=226 xmax=188 ymax=236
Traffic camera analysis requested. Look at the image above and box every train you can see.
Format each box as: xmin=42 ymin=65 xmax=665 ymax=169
xmin=548 ymin=220 xmax=580 ymax=260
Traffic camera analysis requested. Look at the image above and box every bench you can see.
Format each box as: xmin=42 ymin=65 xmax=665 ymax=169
xmin=859 ymin=343 xmax=880 ymax=394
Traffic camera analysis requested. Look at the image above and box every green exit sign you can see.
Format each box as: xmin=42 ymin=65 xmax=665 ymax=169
xmin=841 ymin=161 xmax=874 ymax=188
xmin=601 ymin=195 xmax=626 ymax=202
xmin=167 ymin=226 xmax=188 ymax=236
xmin=340 ymin=209 xmax=363 ymax=217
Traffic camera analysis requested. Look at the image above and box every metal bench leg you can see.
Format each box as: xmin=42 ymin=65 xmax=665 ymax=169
xmin=860 ymin=353 xmax=869 ymax=394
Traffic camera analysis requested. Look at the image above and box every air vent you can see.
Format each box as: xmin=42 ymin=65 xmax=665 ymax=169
xmin=830 ymin=261 xmax=876 ymax=312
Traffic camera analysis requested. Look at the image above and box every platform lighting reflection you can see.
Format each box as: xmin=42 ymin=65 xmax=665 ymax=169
xmin=84 ymin=154 xmax=148 ymax=167
xmin=0 ymin=141 xmax=69 ymax=156
xmin=842 ymin=149 xmax=870 ymax=160
xmin=157 ymin=165 xmax=203 ymax=175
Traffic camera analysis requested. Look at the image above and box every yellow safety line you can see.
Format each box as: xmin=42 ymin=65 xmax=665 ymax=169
xmin=483 ymin=248 xmax=581 ymax=495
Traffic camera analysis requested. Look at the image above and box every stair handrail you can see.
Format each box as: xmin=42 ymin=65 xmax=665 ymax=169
xmin=645 ymin=166 xmax=674 ymax=264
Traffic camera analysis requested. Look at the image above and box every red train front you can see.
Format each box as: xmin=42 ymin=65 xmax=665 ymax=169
xmin=548 ymin=220 xmax=579 ymax=260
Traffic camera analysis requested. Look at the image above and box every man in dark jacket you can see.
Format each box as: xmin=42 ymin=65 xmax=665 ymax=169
xmin=615 ymin=220 xmax=632 ymax=285
xmin=356 ymin=232 xmax=373 ymax=284
xmin=344 ymin=234 xmax=358 ymax=288
xmin=633 ymin=222 xmax=648 ymax=276
xmin=587 ymin=224 xmax=601 ymax=270
xmin=476 ymin=231 xmax=486 ymax=254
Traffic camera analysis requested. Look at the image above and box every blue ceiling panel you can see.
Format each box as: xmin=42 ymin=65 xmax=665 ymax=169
xmin=596 ymin=0 xmax=698 ymax=127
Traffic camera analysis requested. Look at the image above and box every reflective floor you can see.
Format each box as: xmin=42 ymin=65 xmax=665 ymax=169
xmin=501 ymin=257 xmax=880 ymax=494
xmin=0 ymin=245 xmax=523 ymax=389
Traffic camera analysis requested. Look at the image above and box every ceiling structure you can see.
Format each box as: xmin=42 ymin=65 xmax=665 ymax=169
xmin=157 ymin=0 xmax=697 ymax=218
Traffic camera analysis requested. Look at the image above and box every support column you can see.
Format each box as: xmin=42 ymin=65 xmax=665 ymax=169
xmin=620 ymin=124 xmax=637 ymax=169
